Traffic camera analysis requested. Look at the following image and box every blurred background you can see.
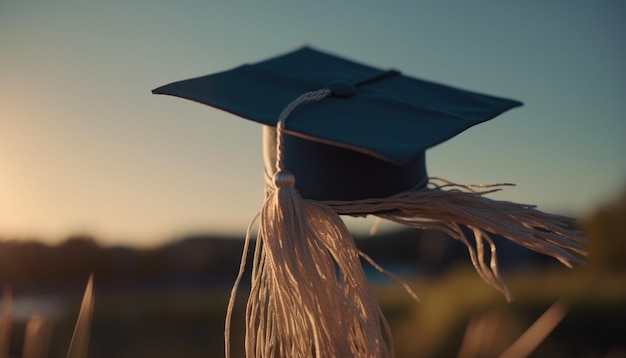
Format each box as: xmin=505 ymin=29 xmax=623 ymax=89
xmin=1 ymin=1 xmax=625 ymax=357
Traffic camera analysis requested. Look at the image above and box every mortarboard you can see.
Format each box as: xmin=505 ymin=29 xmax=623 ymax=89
xmin=153 ymin=46 xmax=522 ymax=200
xmin=153 ymin=46 xmax=586 ymax=358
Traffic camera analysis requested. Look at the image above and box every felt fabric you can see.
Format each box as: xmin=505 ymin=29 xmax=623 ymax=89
xmin=152 ymin=46 xmax=522 ymax=166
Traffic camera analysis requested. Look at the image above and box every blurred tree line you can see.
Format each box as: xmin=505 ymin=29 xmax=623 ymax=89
xmin=0 ymin=230 xmax=572 ymax=290
xmin=0 ymin=231 xmax=432 ymax=288
xmin=583 ymin=188 xmax=626 ymax=272
xmin=0 ymin=187 xmax=623 ymax=288
xmin=0 ymin=235 xmax=247 ymax=288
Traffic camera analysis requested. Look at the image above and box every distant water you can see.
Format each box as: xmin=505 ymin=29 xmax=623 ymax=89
xmin=10 ymin=294 xmax=65 ymax=321
xmin=362 ymin=262 xmax=420 ymax=284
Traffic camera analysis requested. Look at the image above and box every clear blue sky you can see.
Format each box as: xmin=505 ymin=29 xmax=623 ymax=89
xmin=1 ymin=1 xmax=624 ymax=247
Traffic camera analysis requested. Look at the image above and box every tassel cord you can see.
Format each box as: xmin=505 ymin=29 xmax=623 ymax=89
xmin=246 ymin=181 xmax=396 ymax=357
xmin=275 ymin=89 xmax=332 ymax=173
xmin=323 ymin=180 xmax=586 ymax=256
xmin=320 ymin=178 xmax=587 ymax=302
xmin=239 ymin=88 xmax=397 ymax=357
xmin=225 ymin=212 xmax=260 ymax=358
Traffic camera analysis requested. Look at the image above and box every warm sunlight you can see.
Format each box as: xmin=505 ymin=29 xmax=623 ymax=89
xmin=0 ymin=2 xmax=624 ymax=356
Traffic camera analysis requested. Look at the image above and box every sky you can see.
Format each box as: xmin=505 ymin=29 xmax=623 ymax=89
xmin=1 ymin=1 xmax=624 ymax=247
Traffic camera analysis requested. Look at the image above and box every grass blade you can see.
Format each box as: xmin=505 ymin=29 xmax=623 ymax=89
xmin=0 ymin=286 xmax=11 ymax=358
xmin=66 ymin=274 xmax=94 ymax=358
xmin=499 ymin=300 xmax=568 ymax=358
xmin=23 ymin=315 xmax=53 ymax=358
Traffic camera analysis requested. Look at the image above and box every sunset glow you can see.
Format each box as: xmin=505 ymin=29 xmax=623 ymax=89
xmin=1 ymin=1 xmax=624 ymax=246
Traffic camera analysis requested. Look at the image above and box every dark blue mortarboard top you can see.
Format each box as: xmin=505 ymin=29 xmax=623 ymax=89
xmin=153 ymin=46 xmax=522 ymax=200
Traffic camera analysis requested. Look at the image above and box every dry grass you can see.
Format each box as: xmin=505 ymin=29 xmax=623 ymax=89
xmin=375 ymin=266 xmax=626 ymax=357
xmin=1 ymin=268 xmax=624 ymax=357
xmin=0 ymin=276 xmax=93 ymax=358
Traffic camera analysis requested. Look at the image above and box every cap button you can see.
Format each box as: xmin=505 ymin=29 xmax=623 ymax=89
xmin=327 ymin=80 xmax=357 ymax=98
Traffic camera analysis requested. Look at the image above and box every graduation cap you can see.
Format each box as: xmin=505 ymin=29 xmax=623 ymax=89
xmin=153 ymin=46 xmax=586 ymax=358
xmin=153 ymin=46 xmax=521 ymax=201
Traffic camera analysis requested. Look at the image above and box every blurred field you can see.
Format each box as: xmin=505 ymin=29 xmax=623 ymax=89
xmin=2 ymin=267 xmax=624 ymax=358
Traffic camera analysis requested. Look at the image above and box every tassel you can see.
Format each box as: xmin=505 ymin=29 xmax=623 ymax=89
xmin=325 ymin=178 xmax=588 ymax=302
xmin=244 ymin=171 xmax=393 ymax=357
xmin=226 ymin=89 xmax=396 ymax=357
